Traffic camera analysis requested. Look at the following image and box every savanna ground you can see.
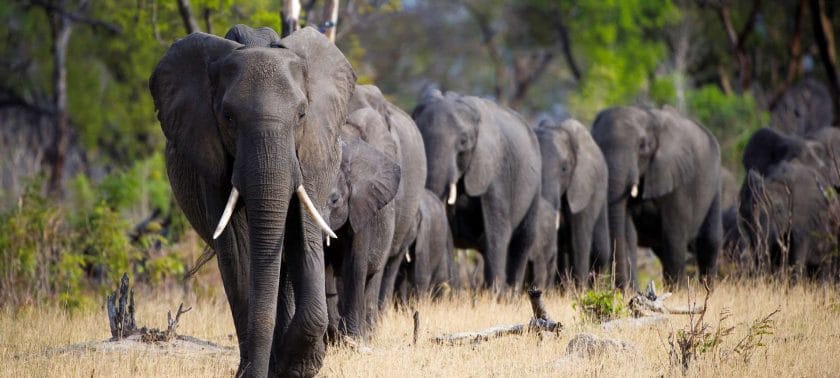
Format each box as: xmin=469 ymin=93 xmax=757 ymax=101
xmin=2 ymin=270 xmax=839 ymax=378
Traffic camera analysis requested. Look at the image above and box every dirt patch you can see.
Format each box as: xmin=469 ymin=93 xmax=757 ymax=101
xmin=36 ymin=334 xmax=235 ymax=358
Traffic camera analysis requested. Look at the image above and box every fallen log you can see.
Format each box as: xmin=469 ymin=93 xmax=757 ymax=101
xmin=431 ymin=288 xmax=562 ymax=346
xmin=628 ymin=281 xmax=704 ymax=317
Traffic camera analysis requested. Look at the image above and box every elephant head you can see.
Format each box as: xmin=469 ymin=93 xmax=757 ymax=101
xmin=592 ymin=106 xmax=704 ymax=201
xmin=412 ymin=89 xmax=498 ymax=202
xmin=537 ymin=118 xmax=606 ymax=214
xmin=743 ymin=127 xmax=840 ymax=188
xmin=327 ymin=109 xmax=401 ymax=232
xmin=149 ymin=26 xmax=355 ymax=377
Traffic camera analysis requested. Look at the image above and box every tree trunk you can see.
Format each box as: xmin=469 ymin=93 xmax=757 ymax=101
xmin=769 ymin=0 xmax=807 ymax=109
xmin=810 ymin=0 xmax=840 ymax=126
xmin=282 ymin=0 xmax=301 ymax=37
xmin=321 ymin=0 xmax=339 ymax=42
xmin=47 ymin=2 xmax=72 ymax=195
xmin=176 ymin=0 xmax=200 ymax=35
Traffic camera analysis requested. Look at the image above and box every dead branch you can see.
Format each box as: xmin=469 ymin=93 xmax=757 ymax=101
xmin=628 ymin=281 xmax=705 ymax=317
xmin=106 ymin=274 xmax=192 ymax=343
xmin=431 ymin=289 xmax=562 ymax=346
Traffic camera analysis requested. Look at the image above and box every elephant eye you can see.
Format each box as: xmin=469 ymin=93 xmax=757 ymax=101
xmin=223 ymin=111 xmax=234 ymax=122
xmin=297 ymin=103 xmax=307 ymax=121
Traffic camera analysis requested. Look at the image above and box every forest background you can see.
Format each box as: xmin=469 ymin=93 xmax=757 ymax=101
xmin=1 ymin=0 xmax=837 ymax=308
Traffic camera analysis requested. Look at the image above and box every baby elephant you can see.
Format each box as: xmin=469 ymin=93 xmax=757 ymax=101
xmin=536 ymin=118 xmax=610 ymax=287
xmin=396 ymin=189 xmax=456 ymax=302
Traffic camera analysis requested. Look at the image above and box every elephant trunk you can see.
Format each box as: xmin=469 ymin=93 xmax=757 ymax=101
xmin=238 ymin=129 xmax=295 ymax=377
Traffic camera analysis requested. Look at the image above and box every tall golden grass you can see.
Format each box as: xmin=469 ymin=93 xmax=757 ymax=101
xmin=2 ymin=278 xmax=838 ymax=377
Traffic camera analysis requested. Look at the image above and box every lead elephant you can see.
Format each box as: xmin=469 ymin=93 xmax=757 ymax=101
xmin=591 ymin=106 xmax=722 ymax=288
xmin=536 ymin=118 xmax=609 ymax=286
xmin=413 ymin=89 xmax=542 ymax=293
xmin=323 ymin=107 xmax=401 ymax=342
xmin=149 ymin=26 xmax=355 ymax=377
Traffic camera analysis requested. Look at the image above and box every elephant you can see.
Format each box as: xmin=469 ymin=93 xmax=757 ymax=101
xmin=149 ymin=26 xmax=356 ymax=377
xmin=535 ymin=118 xmax=610 ymax=286
xmin=591 ymin=105 xmax=722 ymax=288
xmin=742 ymin=127 xmax=840 ymax=190
xmin=771 ymin=77 xmax=834 ymax=135
xmin=395 ymin=189 xmax=456 ymax=302
xmin=738 ymin=162 xmax=837 ymax=279
xmin=323 ymin=107 xmax=401 ymax=342
xmin=344 ymin=85 xmax=428 ymax=311
xmin=412 ymin=89 xmax=542 ymax=293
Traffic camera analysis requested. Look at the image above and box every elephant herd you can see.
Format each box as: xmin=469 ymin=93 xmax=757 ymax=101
xmin=149 ymin=26 xmax=839 ymax=377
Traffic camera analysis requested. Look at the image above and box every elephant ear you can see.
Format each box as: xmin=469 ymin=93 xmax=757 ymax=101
xmin=278 ymin=27 xmax=357 ymax=195
xmin=345 ymin=108 xmax=398 ymax=160
xmin=343 ymin=139 xmax=401 ymax=231
xmin=644 ymin=109 xmax=706 ymax=199
xmin=224 ymin=24 xmax=281 ymax=46
xmin=562 ymin=119 xmax=606 ymax=213
xmin=460 ymin=97 xmax=502 ymax=196
xmin=149 ymin=33 xmax=241 ymax=185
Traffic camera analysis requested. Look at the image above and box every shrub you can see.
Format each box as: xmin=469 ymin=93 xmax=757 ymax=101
xmin=574 ymin=289 xmax=625 ymax=322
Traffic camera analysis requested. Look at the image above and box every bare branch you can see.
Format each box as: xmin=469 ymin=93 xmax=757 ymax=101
xmin=27 ymin=0 xmax=121 ymax=35
xmin=175 ymin=0 xmax=200 ymax=34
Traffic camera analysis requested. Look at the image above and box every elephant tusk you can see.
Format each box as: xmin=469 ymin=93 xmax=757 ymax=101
xmin=631 ymin=184 xmax=639 ymax=198
xmin=326 ymin=234 xmax=331 ymax=247
xmin=555 ymin=211 xmax=561 ymax=231
xmin=296 ymin=185 xmax=338 ymax=239
xmin=213 ymin=187 xmax=239 ymax=240
xmin=405 ymin=251 xmax=411 ymax=263
xmin=447 ymin=183 xmax=457 ymax=205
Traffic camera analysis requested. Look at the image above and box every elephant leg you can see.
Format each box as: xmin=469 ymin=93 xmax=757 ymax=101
xmin=272 ymin=201 xmax=328 ymax=377
xmin=208 ymin=202 xmax=251 ymax=363
xmin=340 ymin=210 xmax=394 ymax=338
xmin=695 ymin=193 xmax=722 ymax=286
xmin=364 ymin=268 xmax=385 ymax=333
xmin=625 ymin=215 xmax=639 ymax=289
xmin=323 ymin=262 xmax=339 ymax=343
xmin=507 ymin=200 xmax=540 ymax=292
xmin=659 ymin=212 xmax=690 ymax=289
xmin=378 ymin=251 xmax=405 ymax=311
xmin=591 ymin=203 xmax=611 ymax=276
xmin=481 ymin=196 xmax=514 ymax=294
xmin=570 ymin=210 xmax=597 ymax=286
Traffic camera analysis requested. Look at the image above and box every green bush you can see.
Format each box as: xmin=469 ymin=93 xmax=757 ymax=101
xmin=574 ymin=289 xmax=626 ymax=322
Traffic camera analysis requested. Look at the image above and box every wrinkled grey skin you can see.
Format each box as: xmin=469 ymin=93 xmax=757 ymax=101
xmin=738 ymin=162 xmax=835 ymax=278
xmin=149 ymin=26 xmax=355 ymax=377
xmin=742 ymin=127 xmax=840 ymax=190
xmin=536 ymin=118 xmax=610 ymax=286
xmin=413 ymin=89 xmax=542 ymax=293
xmin=344 ymin=86 xmax=428 ymax=312
xmin=592 ymin=106 xmax=722 ymax=289
xmin=395 ymin=189 xmax=456 ymax=302
xmin=323 ymin=107 xmax=401 ymax=342
xmin=527 ymin=197 xmax=559 ymax=289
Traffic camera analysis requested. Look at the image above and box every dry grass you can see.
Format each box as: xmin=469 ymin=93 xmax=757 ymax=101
xmin=2 ymin=279 xmax=839 ymax=377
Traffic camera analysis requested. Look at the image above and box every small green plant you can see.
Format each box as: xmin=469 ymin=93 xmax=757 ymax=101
xmin=667 ymin=283 xmax=779 ymax=373
xmin=574 ymin=289 xmax=625 ymax=322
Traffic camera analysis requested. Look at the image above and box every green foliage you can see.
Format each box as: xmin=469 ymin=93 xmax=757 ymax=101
xmin=567 ymin=0 xmax=679 ymax=121
xmin=574 ymin=289 xmax=625 ymax=322
xmin=0 ymin=177 xmax=65 ymax=306
xmin=687 ymin=85 xmax=768 ymax=175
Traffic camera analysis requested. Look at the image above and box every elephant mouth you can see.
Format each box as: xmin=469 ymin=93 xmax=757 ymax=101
xmin=212 ymin=184 xmax=337 ymax=240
